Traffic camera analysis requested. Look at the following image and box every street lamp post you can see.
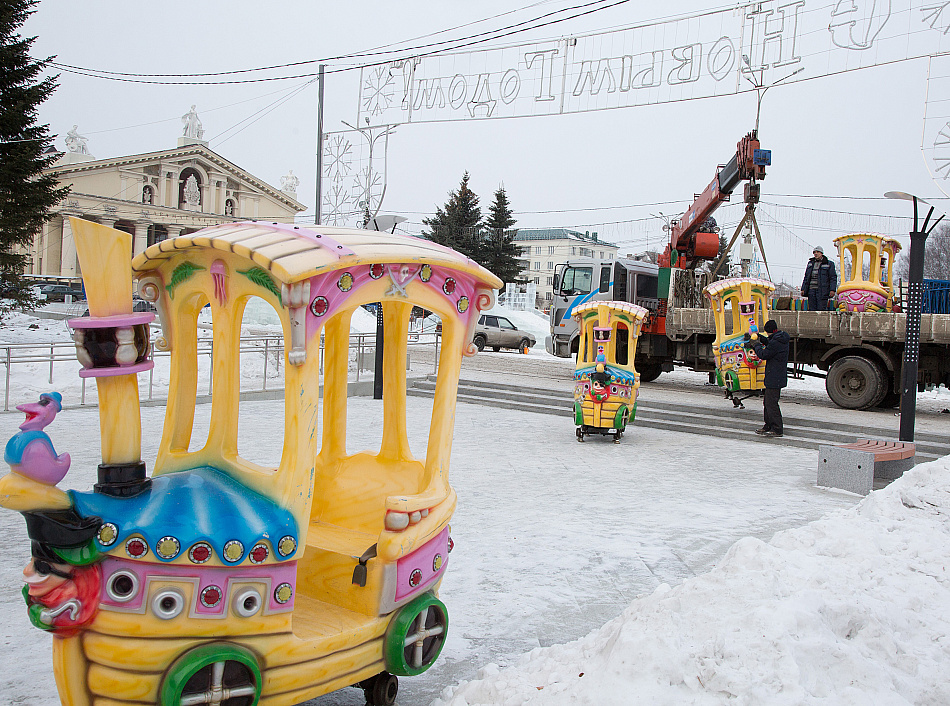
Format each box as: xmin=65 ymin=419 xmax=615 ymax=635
xmin=368 ymin=216 xmax=407 ymax=401
xmin=884 ymin=191 xmax=943 ymax=442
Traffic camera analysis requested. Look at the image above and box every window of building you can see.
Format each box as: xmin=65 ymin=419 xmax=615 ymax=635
xmin=571 ymin=247 xmax=577 ymax=255
xmin=147 ymin=224 xmax=168 ymax=247
xmin=546 ymin=261 xmax=553 ymax=270
xmin=533 ymin=262 xmax=540 ymax=270
xmin=548 ymin=246 xmax=555 ymax=255
xmin=535 ymin=246 xmax=542 ymax=255
xmin=546 ymin=276 xmax=553 ymax=285
xmin=534 ymin=277 xmax=540 ymax=285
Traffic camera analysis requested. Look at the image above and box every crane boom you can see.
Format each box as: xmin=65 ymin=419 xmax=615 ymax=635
xmin=660 ymin=131 xmax=770 ymax=269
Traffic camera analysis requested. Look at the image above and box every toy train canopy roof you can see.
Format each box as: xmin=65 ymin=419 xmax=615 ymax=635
xmin=832 ymin=232 xmax=902 ymax=253
xmin=572 ymin=300 xmax=649 ymax=320
xmin=131 ymin=221 xmax=503 ymax=290
xmin=703 ymin=277 xmax=775 ymax=299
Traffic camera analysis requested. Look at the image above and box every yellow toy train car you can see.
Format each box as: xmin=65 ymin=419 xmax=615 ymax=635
xmin=572 ymin=300 xmax=649 ymax=443
xmin=833 ymin=233 xmax=902 ymax=313
xmin=0 ymin=219 xmax=501 ymax=706
xmin=704 ymin=277 xmax=776 ymax=408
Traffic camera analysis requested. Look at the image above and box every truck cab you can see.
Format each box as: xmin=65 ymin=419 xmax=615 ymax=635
xmin=548 ymin=257 xmax=660 ymax=358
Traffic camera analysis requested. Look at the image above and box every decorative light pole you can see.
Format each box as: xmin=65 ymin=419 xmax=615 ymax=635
xmin=884 ymin=191 xmax=944 ymax=442
xmin=368 ymin=216 xmax=407 ymax=400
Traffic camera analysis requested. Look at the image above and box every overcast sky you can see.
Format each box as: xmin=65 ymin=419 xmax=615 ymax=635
xmin=23 ymin=0 xmax=949 ymax=284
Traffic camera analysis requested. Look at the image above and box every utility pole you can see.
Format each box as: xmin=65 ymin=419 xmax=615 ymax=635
xmin=314 ymin=64 xmax=325 ymax=225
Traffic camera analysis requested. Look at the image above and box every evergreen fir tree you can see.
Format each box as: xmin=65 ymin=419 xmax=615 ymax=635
xmin=482 ymin=185 xmax=523 ymax=286
xmin=422 ymin=171 xmax=482 ymax=259
xmin=0 ymin=0 xmax=68 ymax=314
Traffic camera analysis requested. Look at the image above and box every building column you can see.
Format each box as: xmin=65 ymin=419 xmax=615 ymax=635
xmin=33 ymin=221 xmax=47 ymax=274
xmin=166 ymin=225 xmax=183 ymax=240
xmin=60 ymin=211 xmax=83 ymax=276
xmin=99 ymin=217 xmax=117 ymax=230
xmin=133 ymin=221 xmax=150 ymax=258
xmin=160 ymin=166 xmax=176 ymax=208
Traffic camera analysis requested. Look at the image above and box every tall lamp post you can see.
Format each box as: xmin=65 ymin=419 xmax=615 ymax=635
xmin=368 ymin=216 xmax=408 ymax=400
xmin=884 ymin=191 xmax=943 ymax=442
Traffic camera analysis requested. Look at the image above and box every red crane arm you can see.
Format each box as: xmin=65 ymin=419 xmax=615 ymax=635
xmin=660 ymin=131 xmax=768 ymax=269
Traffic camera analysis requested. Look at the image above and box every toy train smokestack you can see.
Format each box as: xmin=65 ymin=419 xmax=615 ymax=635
xmin=67 ymin=218 xmax=153 ymax=497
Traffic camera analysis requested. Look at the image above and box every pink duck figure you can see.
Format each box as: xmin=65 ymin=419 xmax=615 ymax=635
xmin=4 ymin=392 xmax=71 ymax=485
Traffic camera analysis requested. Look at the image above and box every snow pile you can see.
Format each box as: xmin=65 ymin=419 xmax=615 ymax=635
xmin=483 ymin=303 xmax=550 ymax=349
xmin=434 ymin=458 xmax=950 ymax=706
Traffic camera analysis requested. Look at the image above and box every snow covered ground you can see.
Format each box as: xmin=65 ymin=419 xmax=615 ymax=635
xmin=0 ymin=309 xmax=948 ymax=705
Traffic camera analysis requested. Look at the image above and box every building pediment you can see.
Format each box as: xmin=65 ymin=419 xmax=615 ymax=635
xmin=48 ymin=143 xmax=304 ymax=211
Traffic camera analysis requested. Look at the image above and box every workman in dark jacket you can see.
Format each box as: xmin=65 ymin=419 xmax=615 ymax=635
xmin=749 ymin=319 xmax=790 ymax=438
xmin=801 ymin=245 xmax=837 ymax=311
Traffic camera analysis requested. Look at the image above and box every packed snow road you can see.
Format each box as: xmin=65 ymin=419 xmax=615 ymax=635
xmin=0 ymin=394 xmax=865 ymax=706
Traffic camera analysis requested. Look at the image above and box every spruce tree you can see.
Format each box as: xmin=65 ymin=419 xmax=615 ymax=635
xmin=482 ymin=185 xmax=523 ymax=286
xmin=422 ymin=172 xmax=482 ymax=259
xmin=0 ymin=0 xmax=68 ymax=313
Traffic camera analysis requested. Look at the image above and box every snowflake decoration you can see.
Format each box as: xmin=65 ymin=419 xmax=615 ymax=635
xmin=362 ymin=65 xmax=396 ymax=117
xmin=922 ymin=2 xmax=950 ymax=34
xmin=323 ymin=134 xmax=353 ymax=182
xmin=932 ymin=121 xmax=950 ymax=179
xmin=323 ymin=182 xmax=354 ymax=226
xmin=354 ymin=165 xmax=384 ymax=214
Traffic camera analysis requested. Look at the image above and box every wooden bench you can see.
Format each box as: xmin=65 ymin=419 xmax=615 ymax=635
xmin=817 ymin=439 xmax=916 ymax=495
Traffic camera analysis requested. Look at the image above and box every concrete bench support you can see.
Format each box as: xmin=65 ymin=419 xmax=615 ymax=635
xmin=817 ymin=440 xmax=916 ymax=495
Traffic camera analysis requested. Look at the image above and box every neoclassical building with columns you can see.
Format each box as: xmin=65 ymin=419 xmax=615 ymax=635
xmin=31 ymin=136 xmax=305 ymax=278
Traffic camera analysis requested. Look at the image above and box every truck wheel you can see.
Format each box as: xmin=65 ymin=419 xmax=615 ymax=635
xmin=473 ymin=335 xmax=485 ymax=352
xmin=826 ymin=356 xmax=886 ymax=410
xmin=638 ymin=363 xmax=662 ymax=383
xmin=877 ymin=379 xmax=902 ymax=409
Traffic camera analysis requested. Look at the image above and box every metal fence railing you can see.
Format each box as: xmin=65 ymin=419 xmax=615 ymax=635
xmin=1 ymin=331 xmax=441 ymax=411
xmin=923 ymin=279 xmax=950 ymax=314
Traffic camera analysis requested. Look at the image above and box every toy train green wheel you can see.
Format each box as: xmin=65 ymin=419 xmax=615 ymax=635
xmin=160 ymin=643 xmax=261 ymax=706
xmin=384 ymin=593 xmax=448 ymax=676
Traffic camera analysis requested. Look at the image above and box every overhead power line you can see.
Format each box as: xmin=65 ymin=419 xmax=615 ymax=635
xmin=49 ymin=0 xmax=613 ymax=79
xmin=48 ymin=0 xmax=632 ymax=85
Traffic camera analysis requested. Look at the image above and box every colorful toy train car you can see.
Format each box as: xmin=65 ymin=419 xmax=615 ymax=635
xmin=0 ymin=219 xmax=501 ymax=706
xmin=572 ymin=300 xmax=649 ymax=443
xmin=833 ymin=233 xmax=902 ymax=313
xmin=704 ymin=277 xmax=776 ymax=407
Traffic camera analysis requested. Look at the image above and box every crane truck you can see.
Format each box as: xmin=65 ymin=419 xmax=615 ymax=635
xmin=546 ymin=131 xmax=950 ymax=410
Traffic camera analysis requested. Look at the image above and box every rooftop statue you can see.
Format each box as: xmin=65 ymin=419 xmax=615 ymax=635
xmin=280 ymin=169 xmax=300 ymax=197
xmin=181 ymin=105 xmax=204 ymax=139
xmin=64 ymin=125 xmax=89 ymax=154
